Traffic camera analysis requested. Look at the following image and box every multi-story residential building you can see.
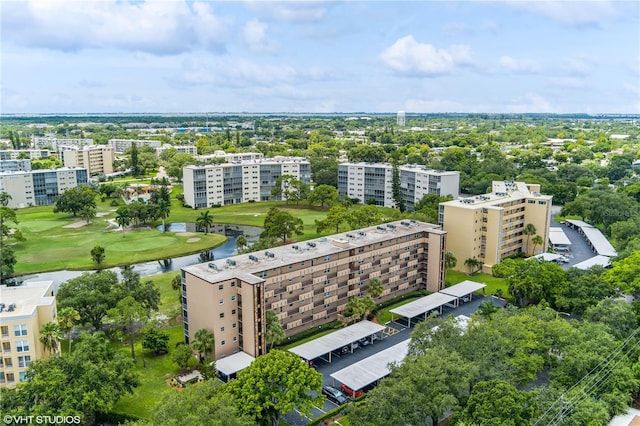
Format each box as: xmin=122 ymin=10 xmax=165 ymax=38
xmin=338 ymin=163 xmax=460 ymax=210
xmin=195 ymin=150 xmax=264 ymax=163
xmin=181 ymin=220 xmax=446 ymax=360
xmin=0 ymin=281 xmax=57 ymax=388
xmin=59 ymin=145 xmax=114 ymax=176
xmin=183 ymin=156 xmax=311 ymax=208
xmin=156 ymin=144 xmax=198 ymax=157
xmin=439 ymin=181 xmax=552 ymax=273
xmin=0 ymin=150 xmax=52 ymax=161
xmin=32 ymin=137 xmax=93 ymax=151
xmin=0 ymin=168 xmax=89 ymax=208
xmin=108 ymin=139 xmax=162 ymax=154
xmin=0 ymin=160 xmax=31 ymax=173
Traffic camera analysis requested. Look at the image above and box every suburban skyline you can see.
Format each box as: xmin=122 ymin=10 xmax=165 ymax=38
xmin=1 ymin=1 xmax=639 ymax=115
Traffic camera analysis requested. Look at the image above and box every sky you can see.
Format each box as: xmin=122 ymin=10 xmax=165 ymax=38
xmin=1 ymin=1 xmax=639 ymax=115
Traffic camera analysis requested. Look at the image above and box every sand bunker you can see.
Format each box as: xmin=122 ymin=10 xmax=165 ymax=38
xmin=63 ymin=221 xmax=88 ymax=229
xmin=186 ymin=237 xmax=201 ymax=243
xmin=176 ymin=232 xmax=196 ymax=237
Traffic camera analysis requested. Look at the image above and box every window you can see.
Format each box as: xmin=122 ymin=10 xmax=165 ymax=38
xmin=219 ymin=299 xmax=224 ymax=305
xmin=4 ymin=358 xmax=12 ymax=367
xmin=219 ymin=313 xmax=225 ymax=319
xmin=324 ymin=255 xmax=331 ymax=261
xmin=220 ymin=327 xmax=225 ymax=332
xmin=232 ymin=323 xmax=237 ymax=329
xmin=233 ymin=336 xmax=237 ymax=342
xmin=6 ymin=373 xmax=14 ymax=383
xmin=231 ymin=295 xmax=236 ymax=301
xmin=324 ymin=292 xmax=331 ymax=297
xmin=2 ymin=342 xmax=10 ymax=352
xmin=0 ymin=372 xmax=4 ymax=382
xmin=0 ymin=326 xmax=8 ymax=337
xmin=18 ymin=356 xmax=31 ymax=368
xmin=231 ymin=309 xmax=236 ymax=315
xmin=14 ymin=325 xmax=27 ymax=337
xmin=218 ymin=284 xmax=224 ymax=290
xmin=19 ymin=372 xmax=27 ymax=382
xmin=16 ymin=341 xmax=29 ymax=352
xmin=221 ymin=340 xmax=226 ymax=346
xmin=231 ymin=281 xmax=236 ymax=287
xmin=259 ymin=272 xmax=267 ymax=278
xmin=324 ymin=267 xmax=331 ymax=273
xmin=538 ymin=201 xmax=546 ymax=205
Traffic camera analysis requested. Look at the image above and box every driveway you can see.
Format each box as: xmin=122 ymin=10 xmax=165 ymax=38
xmin=549 ymin=206 xmax=600 ymax=268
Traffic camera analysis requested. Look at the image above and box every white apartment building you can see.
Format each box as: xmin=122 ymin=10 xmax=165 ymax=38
xmin=32 ymin=137 xmax=93 ymax=151
xmin=59 ymin=145 xmax=114 ymax=176
xmin=0 ymin=160 xmax=31 ymax=173
xmin=195 ymin=150 xmax=264 ymax=163
xmin=338 ymin=163 xmax=460 ymax=210
xmin=183 ymin=156 xmax=311 ymax=208
xmin=0 ymin=150 xmax=52 ymax=161
xmin=0 ymin=168 xmax=89 ymax=208
xmin=156 ymin=144 xmax=198 ymax=157
xmin=108 ymin=139 xmax=162 ymax=154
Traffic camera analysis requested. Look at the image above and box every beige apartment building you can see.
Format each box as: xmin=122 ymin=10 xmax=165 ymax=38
xmin=0 ymin=281 xmax=57 ymax=388
xmin=181 ymin=220 xmax=447 ymax=360
xmin=60 ymin=145 xmax=115 ymax=175
xmin=439 ymin=181 xmax=552 ymax=274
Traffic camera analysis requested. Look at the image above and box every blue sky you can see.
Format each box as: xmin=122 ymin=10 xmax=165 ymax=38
xmin=1 ymin=1 xmax=638 ymax=114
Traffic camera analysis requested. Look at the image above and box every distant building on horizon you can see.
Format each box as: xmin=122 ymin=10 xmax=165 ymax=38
xmin=397 ymin=111 xmax=406 ymax=127
xmin=108 ymin=139 xmax=162 ymax=154
xmin=32 ymin=136 xmax=93 ymax=151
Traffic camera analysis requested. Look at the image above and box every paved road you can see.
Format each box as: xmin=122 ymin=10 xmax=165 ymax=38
xmin=549 ymin=206 xmax=599 ymax=268
xmin=282 ymin=294 xmax=505 ymax=426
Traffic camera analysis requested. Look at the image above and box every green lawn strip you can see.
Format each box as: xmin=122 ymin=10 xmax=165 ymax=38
xmin=280 ymin=329 xmax=337 ymax=351
xmin=446 ymin=270 xmax=510 ymax=299
xmin=375 ymin=296 xmax=425 ymax=324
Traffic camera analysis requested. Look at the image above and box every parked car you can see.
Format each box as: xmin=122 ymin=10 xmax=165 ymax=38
xmin=322 ymin=386 xmax=348 ymax=405
xmin=358 ymin=337 xmax=371 ymax=347
xmin=341 ymin=383 xmax=364 ymax=398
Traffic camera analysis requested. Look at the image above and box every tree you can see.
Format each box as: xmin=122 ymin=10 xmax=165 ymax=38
xmin=506 ymin=259 xmax=566 ymax=307
xmin=196 ymin=210 xmax=214 ymax=234
xmin=367 ymin=277 xmax=384 ymax=298
xmin=142 ymin=325 xmax=170 ymax=356
xmin=315 ymin=205 xmax=348 ymax=233
xmin=130 ymin=141 xmax=140 ymax=176
xmin=307 ymin=185 xmax=339 ymax=207
xmin=444 ymin=251 xmax=457 ymax=270
xmin=90 ymin=245 xmax=105 ymax=265
xmin=392 ymin=161 xmax=405 ymax=212
xmin=602 ymin=251 xmax=640 ymax=297
xmin=107 ymin=296 xmax=148 ymax=361
xmin=522 ymin=223 xmax=537 ymax=255
xmin=57 ymin=271 xmax=121 ymax=329
xmin=346 ymin=205 xmax=382 ymax=229
xmin=115 ymin=206 xmax=131 ymax=237
xmin=344 ymin=295 xmax=375 ymax=321
xmin=192 ymin=328 xmax=215 ymax=362
xmin=171 ymin=274 xmax=181 ymax=291
xmin=583 ymin=298 xmax=637 ymax=340
xmin=462 ymin=379 xmax=536 ymax=426
xmin=39 ymin=322 xmax=62 ymax=355
xmin=117 ymin=268 xmax=161 ymax=314
xmin=0 ymin=245 xmax=16 ymax=284
xmin=476 ymin=300 xmax=499 ymax=319
xmin=172 ymin=344 xmax=195 ymax=370
xmin=57 ymin=307 xmax=80 ymax=355
xmin=555 ymin=267 xmax=617 ymax=315
xmin=464 ymin=257 xmax=481 ymax=275
xmin=144 ymin=379 xmax=253 ymax=426
xmin=227 ymin=350 xmax=323 ymax=426
xmin=79 ymin=205 xmax=96 ymax=225
xmin=261 ymin=207 xmax=304 ymax=245
xmin=265 ymin=310 xmax=286 ymax=350
xmin=271 ymin=174 xmax=295 ymax=204
xmin=53 ymin=185 xmax=97 ymax=217
xmin=0 ymin=196 xmax=24 ymax=283
xmin=531 ymin=234 xmax=544 ymax=255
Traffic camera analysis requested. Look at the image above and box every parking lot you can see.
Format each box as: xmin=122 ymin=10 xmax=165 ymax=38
xmin=282 ymin=294 xmax=505 ymax=425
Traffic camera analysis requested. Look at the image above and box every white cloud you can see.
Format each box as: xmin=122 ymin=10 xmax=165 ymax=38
xmin=242 ymin=1 xmax=327 ymax=23
xmin=499 ymin=55 xmax=542 ymax=74
xmin=547 ymin=77 xmax=586 ymax=89
xmin=380 ymin=35 xmax=474 ymax=77
xmin=507 ymin=1 xmax=618 ymax=27
xmin=443 ymin=22 xmax=473 ymax=36
xmin=1 ymin=1 xmax=232 ymax=54
xmin=562 ymin=55 xmax=597 ymax=76
xmin=242 ymin=19 xmax=276 ymax=53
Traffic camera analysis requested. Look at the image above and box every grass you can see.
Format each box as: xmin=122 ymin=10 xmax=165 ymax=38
xmin=376 ymin=296 xmax=426 ymax=324
xmin=280 ymin=329 xmax=338 ymax=351
xmin=446 ymin=270 xmax=510 ymax=299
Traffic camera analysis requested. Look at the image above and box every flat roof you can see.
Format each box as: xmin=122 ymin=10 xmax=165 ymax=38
xmin=573 ymin=255 xmax=612 ymax=270
xmin=288 ymin=321 xmax=386 ymax=361
xmin=529 ymin=253 xmax=564 ymax=262
xmin=565 ymin=219 xmax=592 ymax=228
xmin=330 ymin=339 xmax=411 ymax=391
xmin=549 ymin=227 xmax=572 ymax=246
xmin=215 ymin=351 xmax=255 ymax=376
xmin=440 ymin=281 xmax=487 ymax=298
xmin=581 ymin=227 xmax=618 ymax=257
xmin=0 ymin=281 xmax=55 ymax=319
xmin=389 ymin=292 xmax=457 ymax=319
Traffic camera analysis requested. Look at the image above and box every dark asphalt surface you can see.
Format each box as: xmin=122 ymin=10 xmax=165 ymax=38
xmin=549 ymin=206 xmax=600 ymax=268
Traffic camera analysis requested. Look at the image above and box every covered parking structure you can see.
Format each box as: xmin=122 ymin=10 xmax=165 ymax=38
xmin=288 ymin=320 xmax=386 ymax=363
xmin=573 ymin=255 xmax=612 ymax=270
xmin=564 ymin=220 xmax=617 ymax=257
xmin=330 ymin=339 xmax=410 ymax=394
xmin=390 ymin=292 xmax=457 ymax=327
xmin=215 ymin=351 xmax=255 ymax=382
xmin=440 ymin=280 xmax=487 ymax=307
xmin=549 ymin=227 xmax=572 ymax=253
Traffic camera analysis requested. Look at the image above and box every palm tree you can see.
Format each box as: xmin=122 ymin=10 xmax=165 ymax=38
xmin=236 ymin=235 xmax=248 ymax=253
xmin=192 ymin=328 xmax=215 ymax=361
xmin=195 ymin=210 xmax=214 ymax=234
xmin=0 ymin=192 xmax=11 ymax=207
xmin=39 ymin=322 xmax=62 ymax=356
xmin=115 ymin=207 xmax=131 ymax=237
xmin=157 ymin=200 xmax=171 ymax=232
xmin=476 ymin=300 xmax=499 ymax=319
xmin=444 ymin=251 xmax=457 ymax=270
xmin=265 ymin=311 xmax=286 ymax=350
xmin=57 ymin=307 xmax=80 ymax=355
xmin=464 ymin=258 xmax=480 ymax=275
xmin=532 ymin=235 xmax=544 ymax=255
xmin=523 ymin=223 xmax=537 ymax=255
xmin=366 ymin=277 xmax=384 ymax=298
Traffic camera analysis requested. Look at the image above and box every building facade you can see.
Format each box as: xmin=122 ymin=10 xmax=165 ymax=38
xmin=181 ymin=220 xmax=446 ymax=360
xmin=0 ymin=150 xmax=52 ymax=161
xmin=0 ymin=168 xmax=89 ymax=208
xmin=108 ymin=139 xmax=162 ymax=154
xmin=32 ymin=137 xmax=93 ymax=151
xmin=195 ymin=150 xmax=264 ymax=163
xmin=0 ymin=160 xmax=31 ymax=173
xmin=338 ymin=163 xmax=460 ymax=210
xmin=183 ymin=156 xmax=311 ymax=208
xmin=439 ymin=181 xmax=552 ymax=273
xmin=156 ymin=144 xmax=198 ymax=157
xmin=0 ymin=281 xmax=57 ymax=388
xmin=59 ymin=145 xmax=114 ymax=176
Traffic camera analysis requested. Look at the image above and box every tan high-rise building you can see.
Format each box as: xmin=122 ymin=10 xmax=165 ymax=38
xmin=181 ymin=220 xmax=446 ymax=360
xmin=60 ymin=145 xmax=114 ymax=175
xmin=0 ymin=281 xmax=57 ymax=388
xmin=439 ymin=181 xmax=552 ymax=274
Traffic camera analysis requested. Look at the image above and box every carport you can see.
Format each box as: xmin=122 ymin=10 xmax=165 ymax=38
xmin=440 ymin=280 xmax=487 ymax=307
xmin=573 ymin=255 xmax=612 ymax=270
xmin=390 ymin=292 xmax=457 ymax=327
xmin=288 ymin=320 xmax=385 ymax=363
xmin=330 ymin=339 xmax=411 ymax=393
xmin=549 ymin=227 xmax=572 ymax=253
xmin=215 ymin=351 xmax=255 ymax=382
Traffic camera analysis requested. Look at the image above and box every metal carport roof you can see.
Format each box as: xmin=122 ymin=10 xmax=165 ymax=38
xmin=549 ymin=227 xmax=572 ymax=246
xmin=288 ymin=320 xmax=385 ymax=361
xmin=216 ymin=351 xmax=255 ymax=377
xmin=330 ymin=339 xmax=411 ymax=391
xmin=573 ymin=255 xmax=612 ymax=270
xmin=580 ymin=227 xmax=618 ymax=257
xmin=389 ymin=292 xmax=457 ymax=319
xmin=439 ymin=280 xmax=487 ymax=298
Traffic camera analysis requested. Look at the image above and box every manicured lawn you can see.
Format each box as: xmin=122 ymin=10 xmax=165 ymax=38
xmin=375 ymin=296 xmax=426 ymax=324
xmin=280 ymin=329 xmax=338 ymax=351
xmin=446 ymin=270 xmax=510 ymax=299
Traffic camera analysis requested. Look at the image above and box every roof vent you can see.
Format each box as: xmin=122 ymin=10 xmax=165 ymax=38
xmin=226 ymin=259 xmax=237 ymax=267
xmin=265 ymin=251 xmax=275 ymax=258
xmin=208 ymin=263 xmax=219 ymax=271
xmin=248 ymin=255 xmax=259 ymax=262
